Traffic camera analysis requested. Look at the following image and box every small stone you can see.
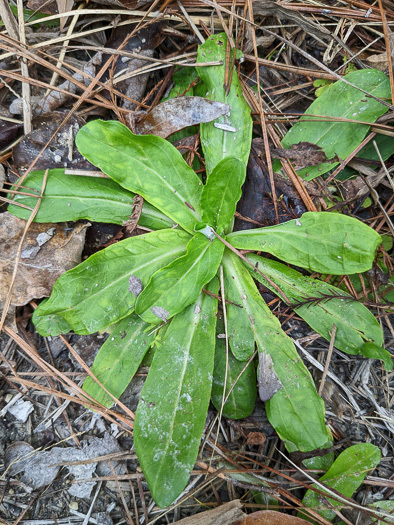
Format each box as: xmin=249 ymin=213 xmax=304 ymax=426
xmin=69 ymin=501 xmax=78 ymax=511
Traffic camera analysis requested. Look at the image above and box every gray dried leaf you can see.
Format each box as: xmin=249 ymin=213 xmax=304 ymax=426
xmin=136 ymin=97 xmax=231 ymax=138
xmin=258 ymin=353 xmax=282 ymax=402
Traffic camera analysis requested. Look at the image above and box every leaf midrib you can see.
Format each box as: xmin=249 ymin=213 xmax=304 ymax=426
xmin=228 ymin=228 xmax=375 ymax=256
xmin=42 ymin=241 xmax=188 ymax=316
xmin=152 ymin=303 xmax=202 ymax=496
xmin=89 ymin=132 xmax=202 ymax=225
xmin=139 ymin=238 xmax=217 ymax=313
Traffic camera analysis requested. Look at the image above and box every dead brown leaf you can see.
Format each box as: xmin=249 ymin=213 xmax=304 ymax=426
xmin=271 ymin=142 xmax=336 ymax=170
xmin=173 ymin=500 xmax=245 ymax=524
xmin=135 ymin=97 xmax=230 ymax=138
xmin=55 ymin=0 xmax=74 ymax=31
xmin=0 ymin=118 xmax=21 ymax=150
xmin=104 ymin=22 xmax=165 ymax=111
xmin=12 ymin=113 xmax=92 ymax=174
xmin=231 ymin=510 xmax=312 ymax=525
xmin=26 ymin=0 xmax=58 ymax=14
xmin=245 ymin=431 xmax=266 ymax=446
xmin=0 ymin=212 xmax=88 ymax=306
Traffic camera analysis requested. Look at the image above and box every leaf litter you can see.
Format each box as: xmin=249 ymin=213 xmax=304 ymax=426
xmin=0 ymin=1 xmax=393 ymax=524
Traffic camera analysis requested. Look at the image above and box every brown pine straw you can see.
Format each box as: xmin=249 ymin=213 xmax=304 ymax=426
xmin=2 ymin=324 xmax=135 ymax=431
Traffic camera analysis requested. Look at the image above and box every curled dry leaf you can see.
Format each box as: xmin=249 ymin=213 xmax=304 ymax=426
xmin=231 ymin=510 xmax=312 ymax=525
xmin=0 ymin=212 xmax=88 ymax=306
xmin=135 ymin=97 xmax=231 ymax=138
xmin=12 ymin=113 xmax=92 ymax=174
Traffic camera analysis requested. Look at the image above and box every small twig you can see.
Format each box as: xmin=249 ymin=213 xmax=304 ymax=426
xmin=373 ymin=139 xmax=394 ymax=192
xmin=318 ymin=325 xmax=337 ymax=396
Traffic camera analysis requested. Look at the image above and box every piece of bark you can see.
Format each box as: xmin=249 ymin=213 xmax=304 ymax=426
xmin=258 ymin=353 xmax=282 ymax=402
xmin=173 ymin=500 xmax=245 ymax=524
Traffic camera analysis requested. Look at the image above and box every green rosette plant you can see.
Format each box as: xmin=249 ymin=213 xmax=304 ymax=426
xmin=8 ymin=34 xmax=391 ymax=508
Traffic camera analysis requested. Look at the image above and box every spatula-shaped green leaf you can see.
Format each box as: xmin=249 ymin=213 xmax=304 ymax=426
xmin=82 ymin=314 xmax=155 ymax=407
xmin=211 ymin=322 xmax=257 ymax=419
xmin=134 ymin=279 xmax=218 ymax=508
xmin=33 ymin=229 xmax=191 ymax=336
xmin=301 ymin=443 xmax=381 ymax=522
xmin=196 ymin=33 xmax=253 ymax=174
xmin=200 ymin=157 xmax=246 ymax=234
xmin=245 ymin=254 xmax=391 ymax=369
xmin=222 ymin=249 xmax=259 ymax=360
xmin=228 ymin=212 xmax=381 ymax=275
xmin=276 ymin=69 xmax=390 ymax=181
xmin=223 ymin=251 xmax=328 ymax=451
xmin=135 ymin=233 xmax=224 ymax=324
xmin=76 ymin=120 xmax=203 ymax=233
xmin=7 ymin=169 xmax=175 ymax=230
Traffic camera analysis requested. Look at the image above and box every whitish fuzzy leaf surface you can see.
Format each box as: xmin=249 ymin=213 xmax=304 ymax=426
xmin=228 ymin=212 xmax=381 ymax=275
xmin=211 ymin=325 xmax=256 ymax=419
xmin=196 ymin=33 xmax=252 ymax=174
xmin=8 ymin=169 xmax=175 ymax=230
xmin=76 ymin=120 xmax=203 ymax=233
xmin=200 ymin=157 xmax=246 ymax=234
xmin=278 ymin=69 xmax=390 ymax=180
xmin=33 ymin=229 xmax=190 ymax=336
xmin=134 ymin=280 xmax=218 ymax=508
xmin=223 ymin=251 xmax=328 ymax=451
xmin=83 ymin=314 xmax=155 ymax=407
xmin=135 ymin=234 xmax=224 ymax=324
xmin=301 ymin=443 xmax=381 ymax=521
xmin=245 ymin=254 xmax=390 ymax=369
